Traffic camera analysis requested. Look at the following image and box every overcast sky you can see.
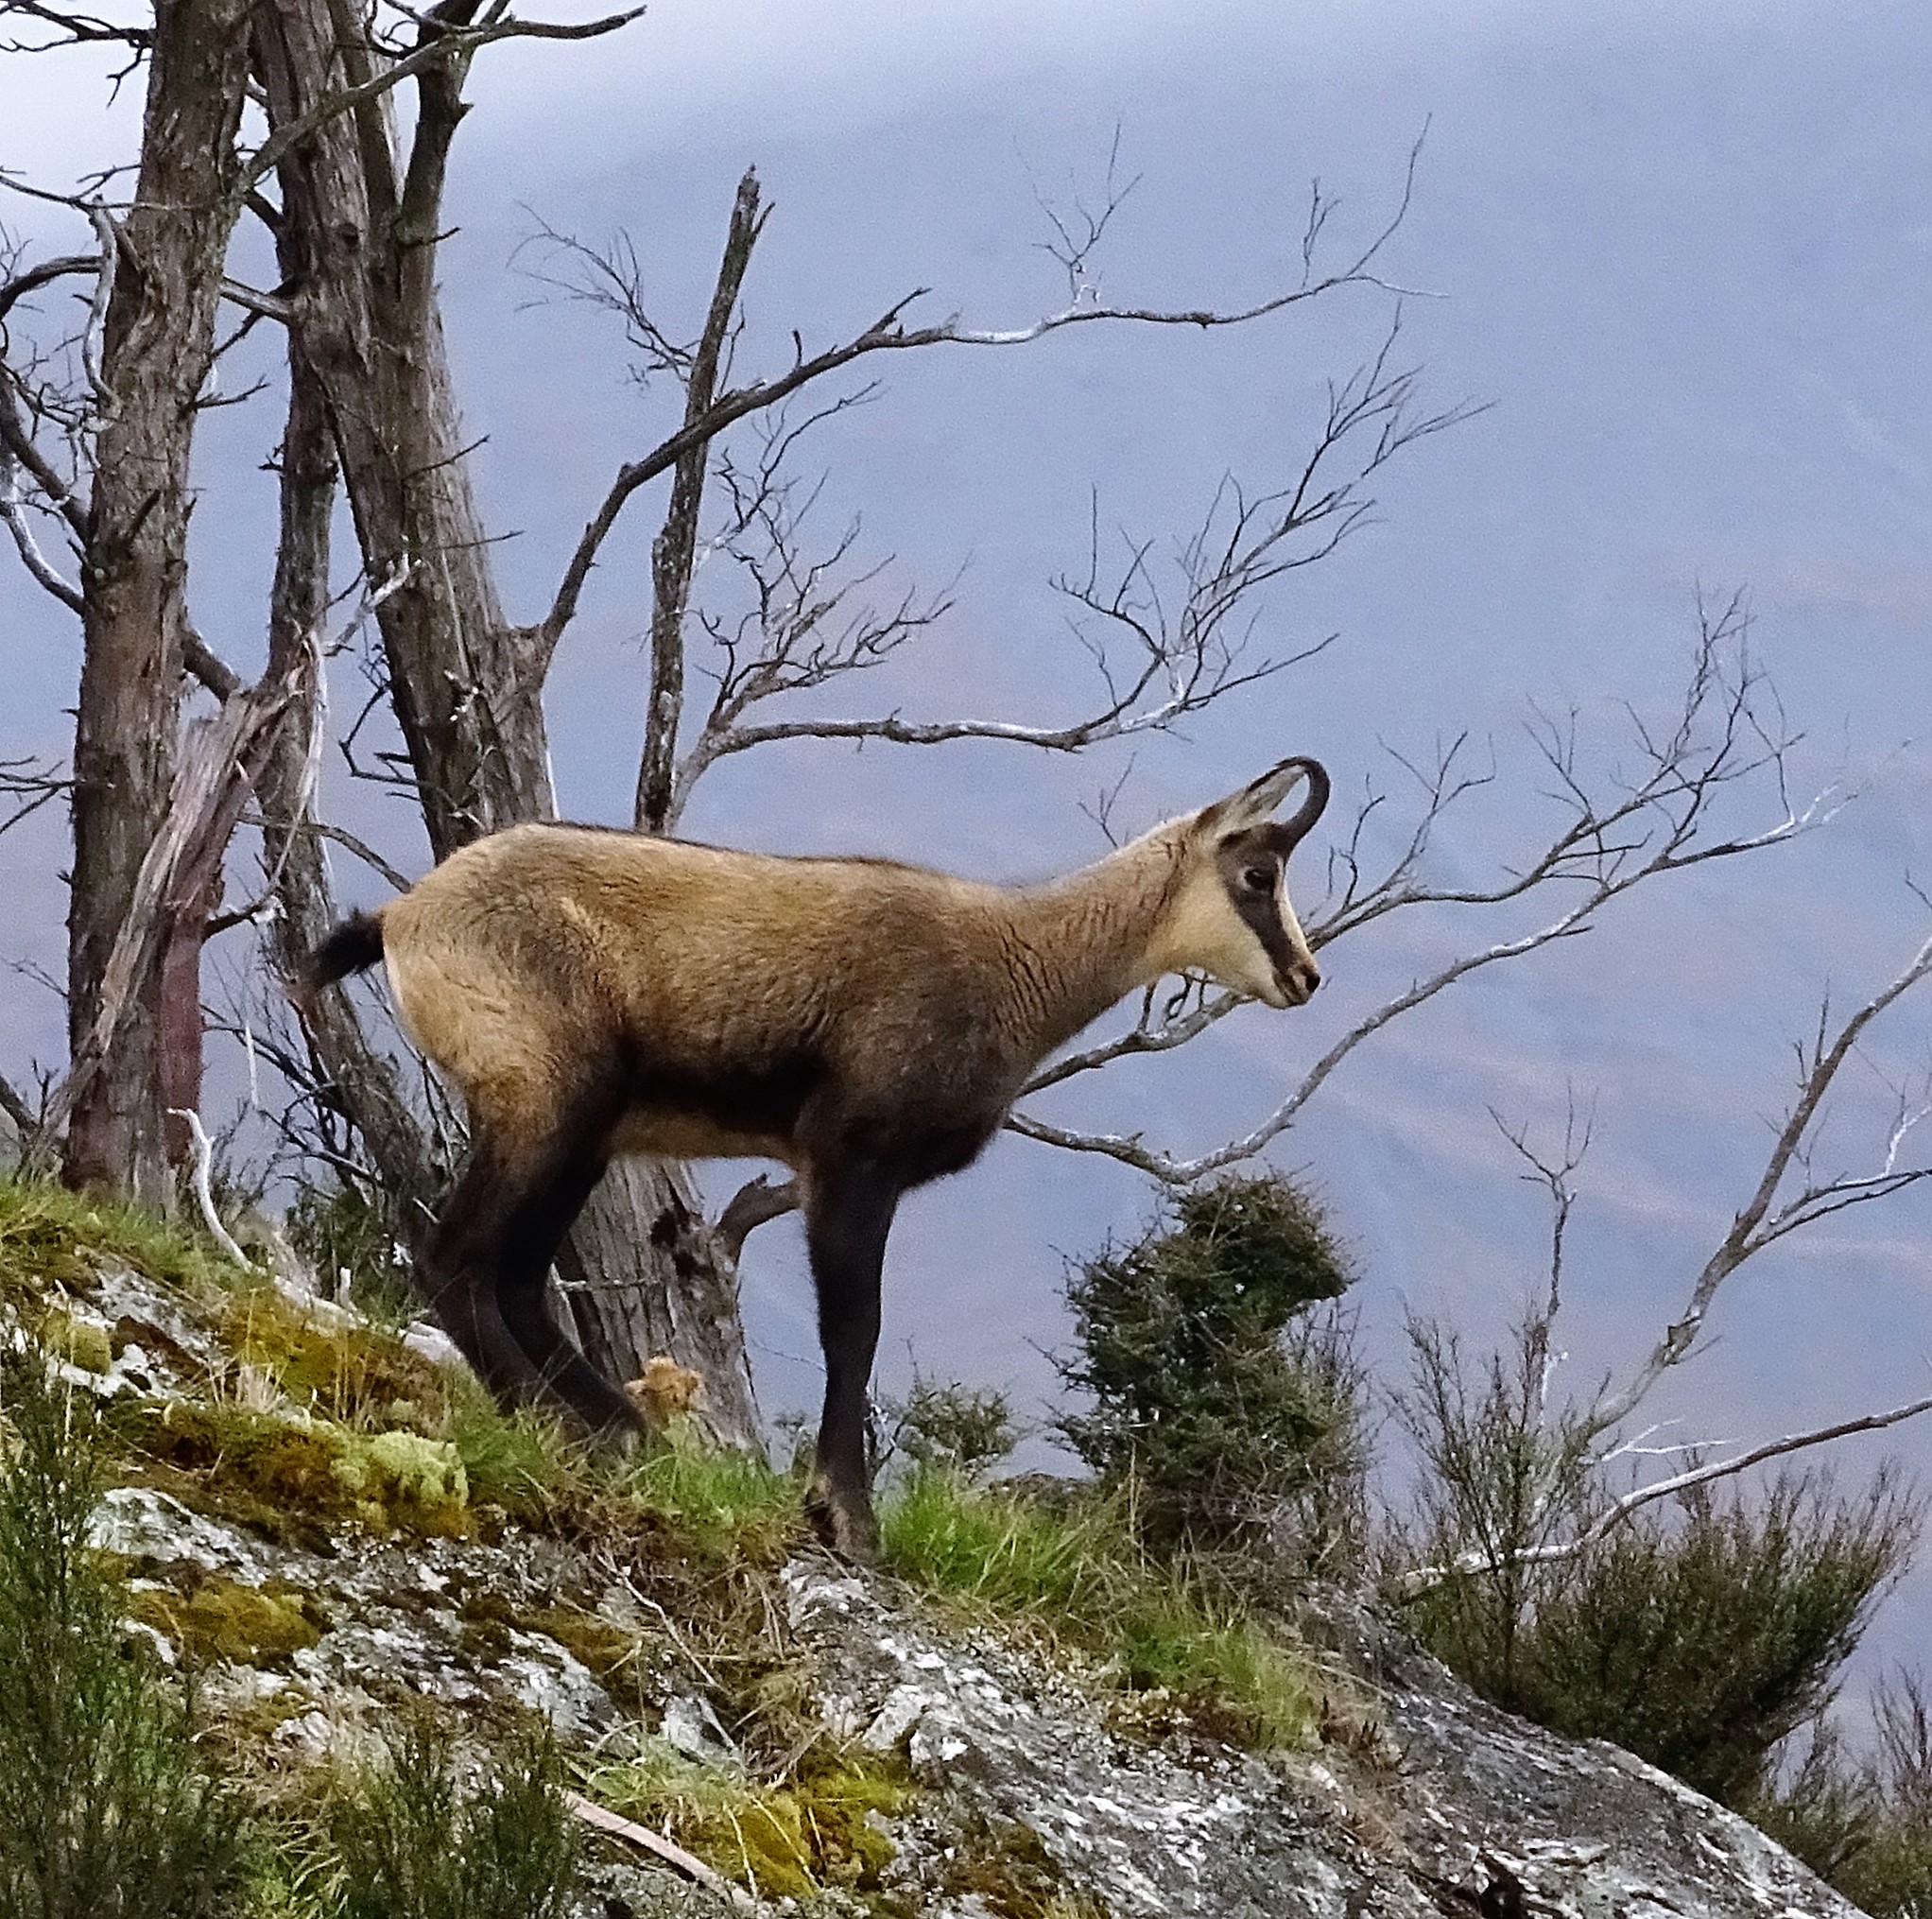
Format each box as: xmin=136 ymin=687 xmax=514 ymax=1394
xmin=6 ymin=0 xmax=1932 ymax=1687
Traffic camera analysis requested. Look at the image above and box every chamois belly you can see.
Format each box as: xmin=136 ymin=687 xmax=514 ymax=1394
xmin=609 ymin=1044 xmax=820 ymax=1166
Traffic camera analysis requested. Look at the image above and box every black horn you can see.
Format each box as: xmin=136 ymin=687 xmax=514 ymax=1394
xmin=1277 ymin=757 xmax=1331 ymax=847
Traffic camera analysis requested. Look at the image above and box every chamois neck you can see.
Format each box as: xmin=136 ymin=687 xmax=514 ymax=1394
xmin=1006 ymin=829 xmax=1184 ymax=1061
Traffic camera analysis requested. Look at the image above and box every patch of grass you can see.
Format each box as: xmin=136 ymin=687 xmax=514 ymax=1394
xmin=0 ymin=1170 xmax=235 ymax=1305
xmin=110 ymin=1398 xmax=471 ymax=1542
xmin=881 ymin=1468 xmax=1321 ymax=1750
xmin=444 ymin=1393 xmax=594 ymax=1527
xmin=622 ymin=1437 xmax=803 ymax=1562
xmin=589 ymin=1739 xmax=907 ymax=1905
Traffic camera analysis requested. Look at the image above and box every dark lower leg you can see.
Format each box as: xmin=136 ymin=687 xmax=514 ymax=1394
xmin=422 ymin=1154 xmax=560 ymax=1409
xmin=803 ymin=1166 xmax=896 ymax=1560
xmin=494 ymin=1150 xmax=643 ymax=1437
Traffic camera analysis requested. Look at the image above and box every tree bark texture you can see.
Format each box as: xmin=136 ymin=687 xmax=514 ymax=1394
xmin=251 ymin=0 xmax=763 ymax=1446
xmin=65 ymin=0 xmax=256 ymax=1202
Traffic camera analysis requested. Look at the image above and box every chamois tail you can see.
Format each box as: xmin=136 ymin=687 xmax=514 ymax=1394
xmin=302 ymin=909 xmax=386 ymax=991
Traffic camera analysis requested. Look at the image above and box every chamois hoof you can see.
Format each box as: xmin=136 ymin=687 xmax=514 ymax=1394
xmin=805 ymin=1480 xmax=881 ymax=1565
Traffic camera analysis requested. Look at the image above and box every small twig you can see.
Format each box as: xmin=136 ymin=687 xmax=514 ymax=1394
xmin=166 ymin=1108 xmax=255 ymax=1271
xmin=564 ymin=1790 xmax=761 ymax=1913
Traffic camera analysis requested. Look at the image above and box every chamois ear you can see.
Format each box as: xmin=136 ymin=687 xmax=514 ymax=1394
xmin=1197 ymin=756 xmax=1331 ymax=847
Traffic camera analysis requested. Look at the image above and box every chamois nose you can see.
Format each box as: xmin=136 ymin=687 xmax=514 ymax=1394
xmin=1282 ymin=957 xmax=1321 ymax=1005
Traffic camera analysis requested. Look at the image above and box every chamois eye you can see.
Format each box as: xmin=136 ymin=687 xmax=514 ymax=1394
xmin=1241 ymin=866 xmax=1274 ymax=893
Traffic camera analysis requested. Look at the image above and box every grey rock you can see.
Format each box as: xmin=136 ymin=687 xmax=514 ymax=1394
xmin=60 ymin=1251 xmax=1872 ymax=1918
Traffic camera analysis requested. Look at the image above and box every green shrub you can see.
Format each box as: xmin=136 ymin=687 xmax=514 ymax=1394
xmin=0 ymin=1355 xmax=247 ymax=1919
xmin=1057 ymin=1174 xmax=1366 ymax=1560
xmin=321 ymin=1711 xmax=580 ymax=1919
xmin=881 ymin=1370 xmax=1018 ymax=1478
xmin=1522 ymin=1471 xmax=1913 ymax=1803
xmin=1393 ymin=1311 xmax=1919 ymax=1811
xmin=285 ymin=1177 xmax=419 ymax=1323
xmin=1391 ymin=1310 xmax=1597 ymax=1712
xmin=1751 ymin=1675 xmax=1932 ymax=1914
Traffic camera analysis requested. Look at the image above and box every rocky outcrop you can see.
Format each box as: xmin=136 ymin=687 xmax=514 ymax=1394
xmin=15 ymin=1240 xmax=1869 ymax=1917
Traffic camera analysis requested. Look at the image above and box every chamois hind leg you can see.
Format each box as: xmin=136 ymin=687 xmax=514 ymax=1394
xmin=492 ymin=1145 xmax=643 ymax=1439
xmin=801 ymin=1160 xmax=899 ymax=1563
xmin=420 ymin=1132 xmax=569 ymax=1412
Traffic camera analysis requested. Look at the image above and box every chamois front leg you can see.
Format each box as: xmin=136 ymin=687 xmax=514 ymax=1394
xmin=802 ymin=1162 xmax=899 ymax=1563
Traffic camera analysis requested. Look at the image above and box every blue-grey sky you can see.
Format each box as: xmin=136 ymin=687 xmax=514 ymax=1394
xmin=6 ymin=1 xmax=1932 ymax=1686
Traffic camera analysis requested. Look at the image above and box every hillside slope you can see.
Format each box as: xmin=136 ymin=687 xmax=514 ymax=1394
xmin=0 ymin=1179 xmax=1868 ymax=1917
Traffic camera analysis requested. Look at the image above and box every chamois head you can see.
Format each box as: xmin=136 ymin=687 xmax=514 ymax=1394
xmin=1150 ymin=755 xmax=1331 ymax=1008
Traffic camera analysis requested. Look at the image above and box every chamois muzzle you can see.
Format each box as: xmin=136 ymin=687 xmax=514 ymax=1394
xmin=1276 ymin=954 xmax=1321 ymax=1005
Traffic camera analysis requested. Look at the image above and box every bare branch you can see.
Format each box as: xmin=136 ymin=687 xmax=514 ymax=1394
xmin=0 ymin=1065 xmax=36 ymax=1136
xmin=1587 ymin=921 xmax=1932 ymax=1435
xmin=539 ymin=149 xmax=1438 ymax=649
xmin=168 ymin=1105 xmax=256 ymax=1269
xmin=244 ymin=4 xmax=646 ymax=187
xmin=1399 ymin=1392 xmax=1932 ymax=1599
xmin=1009 ymin=613 xmax=1844 ymax=1182
xmin=0 ymin=752 xmax=69 ymax=839
xmin=630 ymin=168 xmax=765 ymax=831
xmin=713 ymin=1174 xmax=800 ymax=1263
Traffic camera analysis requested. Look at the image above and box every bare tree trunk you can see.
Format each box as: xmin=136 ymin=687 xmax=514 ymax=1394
xmin=250 ymin=223 xmax=445 ymax=1225
xmin=251 ymin=0 xmax=762 ymax=1445
xmin=556 ymin=1162 xmax=763 ymax=1449
xmin=64 ymin=0 xmax=255 ymax=1202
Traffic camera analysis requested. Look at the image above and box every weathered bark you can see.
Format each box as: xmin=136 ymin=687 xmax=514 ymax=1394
xmin=636 ymin=169 xmax=762 ymax=835
xmin=250 ymin=0 xmax=763 ymax=1446
xmin=555 ymin=1161 xmax=761 ymax=1446
xmin=251 ymin=270 xmax=443 ymax=1228
xmin=65 ymin=0 xmax=255 ymax=1202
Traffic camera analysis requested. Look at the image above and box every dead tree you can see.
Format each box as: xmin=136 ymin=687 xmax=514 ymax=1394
xmin=0 ymin=0 xmax=1463 ymax=1442
xmin=9 ymin=6 xmax=1923 ymax=1472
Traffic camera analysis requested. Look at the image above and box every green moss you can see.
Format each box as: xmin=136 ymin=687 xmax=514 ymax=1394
xmin=111 ymin=1400 xmax=469 ymax=1540
xmin=944 ymin=1819 xmax=1092 ymax=1919
xmin=129 ymin=1574 xmax=323 ymax=1668
xmin=590 ymin=1743 xmax=908 ymax=1904
xmin=346 ymin=1430 xmax=468 ymax=1531
xmin=40 ymin=1303 xmax=113 ymax=1374
xmin=220 ymin=1285 xmax=453 ymax=1429
xmin=518 ymin=1602 xmax=641 ymax=1682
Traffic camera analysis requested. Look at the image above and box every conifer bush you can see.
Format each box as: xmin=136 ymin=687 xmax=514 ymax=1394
xmin=321 ymin=1712 xmax=581 ymax=1919
xmin=0 ymin=1356 xmax=246 ymax=1919
xmin=1057 ymin=1174 xmax=1366 ymax=1561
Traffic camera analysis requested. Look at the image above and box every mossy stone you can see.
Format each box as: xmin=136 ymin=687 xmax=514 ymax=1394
xmin=130 ymin=1576 xmax=322 ymax=1668
xmin=42 ymin=1305 xmax=112 ymax=1374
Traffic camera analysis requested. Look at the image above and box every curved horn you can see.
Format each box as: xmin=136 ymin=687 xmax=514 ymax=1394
xmin=1276 ymin=757 xmax=1331 ymax=849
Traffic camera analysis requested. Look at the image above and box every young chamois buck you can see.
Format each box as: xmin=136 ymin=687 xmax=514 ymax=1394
xmin=303 ymin=756 xmax=1330 ymax=1558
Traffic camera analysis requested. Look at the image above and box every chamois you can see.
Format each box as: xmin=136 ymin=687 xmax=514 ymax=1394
xmin=303 ymin=755 xmax=1330 ymax=1559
